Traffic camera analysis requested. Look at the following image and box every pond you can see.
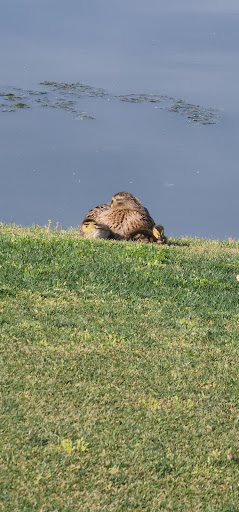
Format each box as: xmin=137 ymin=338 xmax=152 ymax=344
xmin=0 ymin=0 xmax=238 ymax=239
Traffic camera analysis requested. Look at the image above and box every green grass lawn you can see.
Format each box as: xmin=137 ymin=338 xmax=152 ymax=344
xmin=1 ymin=224 xmax=239 ymax=512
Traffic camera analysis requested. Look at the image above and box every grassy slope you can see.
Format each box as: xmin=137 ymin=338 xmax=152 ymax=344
xmin=0 ymin=225 xmax=239 ymax=512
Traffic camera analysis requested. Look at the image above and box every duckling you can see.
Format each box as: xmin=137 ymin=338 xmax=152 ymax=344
xmin=154 ymin=224 xmax=169 ymax=244
xmin=153 ymin=224 xmax=169 ymax=245
xmin=79 ymin=220 xmax=113 ymax=240
xmin=80 ymin=191 xmax=156 ymax=239
xmin=128 ymin=225 xmax=168 ymax=244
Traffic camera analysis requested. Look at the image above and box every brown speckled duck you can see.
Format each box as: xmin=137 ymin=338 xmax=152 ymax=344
xmin=79 ymin=191 xmax=168 ymax=244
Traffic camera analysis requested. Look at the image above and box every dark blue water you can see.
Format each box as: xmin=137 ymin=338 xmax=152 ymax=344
xmin=1 ymin=0 xmax=239 ymax=239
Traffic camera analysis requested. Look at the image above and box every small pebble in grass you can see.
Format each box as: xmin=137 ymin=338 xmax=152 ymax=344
xmin=236 ymin=275 xmax=239 ymax=281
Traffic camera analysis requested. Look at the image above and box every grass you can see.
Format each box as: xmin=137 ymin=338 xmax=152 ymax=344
xmin=0 ymin=224 xmax=239 ymax=511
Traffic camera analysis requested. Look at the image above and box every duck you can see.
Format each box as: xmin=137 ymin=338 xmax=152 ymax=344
xmin=80 ymin=191 xmax=168 ymax=243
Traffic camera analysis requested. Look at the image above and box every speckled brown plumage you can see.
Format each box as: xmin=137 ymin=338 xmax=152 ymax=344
xmin=80 ymin=191 xmax=168 ymax=243
xmin=80 ymin=192 xmax=154 ymax=237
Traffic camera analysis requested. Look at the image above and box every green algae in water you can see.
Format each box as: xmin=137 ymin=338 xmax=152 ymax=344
xmin=0 ymin=92 xmax=23 ymax=101
xmin=0 ymin=81 xmax=220 ymax=125
xmin=168 ymin=99 xmax=217 ymax=125
xmin=40 ymin=81 xmax=107 ymax=97
xmin=119 ymin=94 xmax=162 ymax=103
xmin=14 ymin=103 xmax=30 ymax=109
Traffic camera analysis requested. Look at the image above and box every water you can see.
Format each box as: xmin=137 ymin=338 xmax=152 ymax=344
xmin=0 ymin=0 xmax=239 ymax=239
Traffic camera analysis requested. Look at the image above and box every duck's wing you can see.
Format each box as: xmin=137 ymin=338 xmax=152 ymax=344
xmin=81 ymin=203 xmax=111 ymax=224
xmin=100 ymin=209 xmax=155 ymax=238
xmin=142 ymin=206 xmax=155 ymax=226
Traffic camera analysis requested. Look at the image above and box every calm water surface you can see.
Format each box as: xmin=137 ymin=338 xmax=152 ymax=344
xmin=0 ymin=0 xmax=239 ymax=239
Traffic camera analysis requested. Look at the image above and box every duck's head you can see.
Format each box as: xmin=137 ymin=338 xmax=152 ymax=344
xmin=80 ymin=221 xmax=111 ymax=239
xmin=111 ymin=191 xmax=142 ymax=211
xmin=153 ymin=225 xmax=169 ymax=244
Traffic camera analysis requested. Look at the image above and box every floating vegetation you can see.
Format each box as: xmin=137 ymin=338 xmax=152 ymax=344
xmin=118 ymin=94 xmax=163 ymax=103
xmin=14 ymin=103 xmax=30 ymax=109
xmin=119 ymin=93 xmax=218 ymax=125
xmin=0 ymin=81 xmax=220 ymax=125
xmin=168 ymin=99 xmax=217 ymax=125
xmin=40 ymin=81 xmax=106 ymax=97
xmin=0 ymin=92 xmax=21 ymax=99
